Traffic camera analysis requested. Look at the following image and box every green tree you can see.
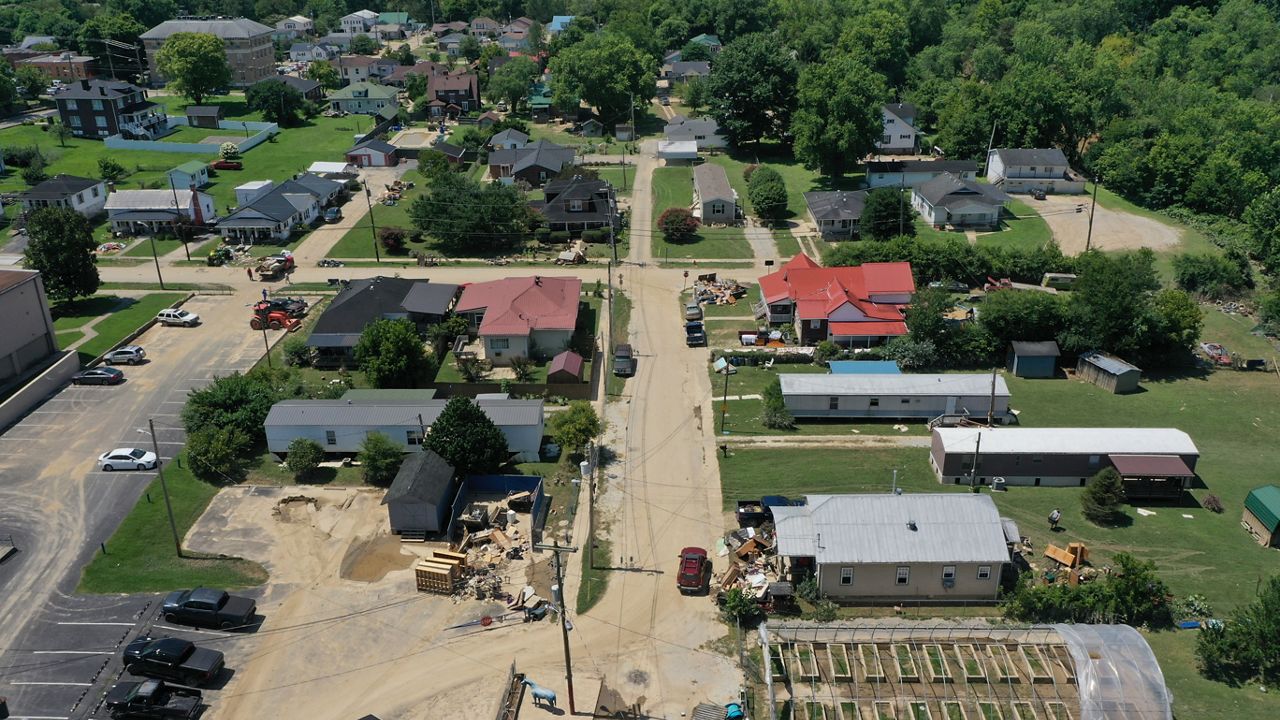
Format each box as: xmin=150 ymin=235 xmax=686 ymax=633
xmin=1196 ymin=576 xmax=1280 ymax=686
xmin=219 ymin=142 xmax=240 ymax=161
xmin=1081 ymin=467 xmax=1127 ymax=525
xmin=76 ymin=11 xmax=147 ymax=77
xmin=883 ymin=336 xmax=938 ymax=370
xmin=547 ymin=401 xmax=601 ymax=455
xmin=424 ymin=396 xmax=510 ymax=476
xmin=488 ymin=57 xmax=539 ymax=112
xmin=358 ymin=431 xmax=404 ymax=486
xmin=706 ymin=33 xmax=798 ymax=145
xmin=658 ymin=207 xmax=699 ymax=243
xmin=720 ymin=587 xmax=764 ymax=625
xmin=1146 ymin=288 xmax=1203 ymax=360
xmin=353 ymin=318 xmax=431 ymax=388
xmin=459 ymin=34 xmax=481 ymax=62
xmin=1243 ymin=188 xmax=1280 ymax=274
xmin=679 ymin=76 xmax=709 ymax=112
xmin=156 ymin=33 xmax=231 ymax=105
xmin=761 ymin=376 xmax=795 ymax=430
xmin=14 ymin=66 xmax=48 ymax=99
xmin=1061 ymin=250 xmax=1160 ymax=359
xmin=409 ymin=171 xmax=532 ymax=255
xmin=22 ymin=207 xmax=100 ymax=304
xmin=246 ymin=79 xmax=307 ymax=127
xmin=859 ymin=188 xmax=914 ymax=240
xmin=746 ymin=166 xmax=787 ymax=222
xmin=836 ymin=7 xmax=911 ymax=86
xmin=978 ymin=290 xmax=1066 ymax=348
xmin=680 ymin=40 xmax=712 ymax=62
xmin=187 ymin=425 xmax=250 ymax=482
xmin=50 ymin=121 xmax=71 ymax=147
xmin=427 ymin=314 xmax=469 ymax=345
xmin=394 ymin=44 xmax=415 ymax=65
xmin=98 ymin=157 xmax=127 ymax=183
xmin=181 ymin=371 xmax=279 ymax=441
xmin=549 ymin=33 xmax=655 ymax=124
xmin=305 ymin=60 xmax=342 ymax=90
xmin=0 ymin=70 xmax=17 ymax=113
xmin=792 ymin=55 xmax=886 ymax=177
xmin=349 ymin=34 xmax=379 ymax=55
xmin=104 ymin=0 xmax=176 ymax=29
xmin=281 ymin=335 xmax=313 ymax=367
xmin=20 ymin=165 xmax=47 ymax=186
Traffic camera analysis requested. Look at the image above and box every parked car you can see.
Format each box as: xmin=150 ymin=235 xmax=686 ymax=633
xmin=1200 ymin=342 xmax=1232 ymax=366
xmin=660 ymin=95 xmax=670 ymax=106
xmin=124 ymin=637 xmax=225 ymax=687
xmin=684 ymin=301 xmax=703 ymax=321
xmin=685 ymin=320 xmax=706 ymax=347
xmin=72 ymin=367 xmax=125 ymax=386
xmin=103 ymin=679 xmax=201 ymax=719
xmin=210 ymin=159 xmax=242 ymax=170
xmin=104 ymin=346 xmax=147 ymax=365
xmin=927 ymin=280 xmax=969 ymax=293
xmin=98 ymin=448 xmax=158 ymax=471
xmin=613 ymin=343 xmax=635 ymax=377
xmin=265 ymin=252 xmax=295 ymax=270
xmin=676 ymin=546 xmax=710 ymax=594
xmin=156 ymin=309 xmax=200 ymax=327
xmin=324 ymin=207 xmax=342 ymax=223
xmin=161 ymin=588 xmax=257 ymax=630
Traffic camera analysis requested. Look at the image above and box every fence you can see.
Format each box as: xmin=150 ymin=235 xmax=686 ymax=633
xmin=105 ymin=118 xmax=278 ymax=154
xmin=445 ymin=474 xmax=547 ymax=544
xmin=428 ymin=381 xmax=594 ymax=401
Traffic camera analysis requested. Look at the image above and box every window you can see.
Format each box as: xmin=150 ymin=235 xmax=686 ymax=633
xmin=569 ymin=199 xmax=583 ymax=211
xmin=1088 ymin=455 xmax=1100 ymax=466
xmin=942 ymin=566 xmax=956 ymax=581
xmin=1029 ymin=166 xmax=1037 ymax=173
xmin=65 ymin=99 xmax=77 ymax=110
xmin=901 ymin=398 xmax=910 ymax=404
xmin=896 ymin=566 xmax=910 ymax=585
xmin=829 ymin=397 xmax=839 ymax=410
xmin=839 ymin=219 xmax=850 ymax=229
xmin=977 ymin=566 xmax=991 ymax=580
xmin=91 ymin=99 xmax=102 ymax=110
xmin=325 ymin=430 xmax=336 ymax=446
xmin=406 ymin=430 xmax=423 ymax=445
xmin=490 ymin=338 xmax=510 ymax=350
xmin=870 ymin=398 xmax=880 ymax=407
xmin=885 ymin=118 xmax=894 ymax=125
xmin=881 ymin=134 xmax=891 ymax=144
xmin=91 ymin=186 xmax=99 ymax=197
xmin=900 ymin=134 xmax=912 ymax=140
xmin=69 ymin=115 xmax=81 ymax=127
xmin=95 ymin=116 xmax=107 ymax=127
xmin=76 ymin=192 xmax=84 ymax=204
xmin=840 ymin=567 xmax=854 ymax=585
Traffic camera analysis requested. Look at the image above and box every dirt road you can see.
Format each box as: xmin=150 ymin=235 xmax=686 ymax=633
xmin=1032 ymin=193 xmax=1183 ymax=255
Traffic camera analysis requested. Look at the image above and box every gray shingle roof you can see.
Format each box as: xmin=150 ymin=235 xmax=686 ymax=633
xmin=991 ymin=148 xmax=1069 ymax=167
xmin=915 ymin=172 xmax=1008 ymax=208
xmin=804 ymin=190 xmax=868 ymax=221
xmin=185 ymin=105 xmax=223 ymax=117
xmin=490 ymin=140 xmax=574 ymax=174
xmin=59 ymin=79 xmax=144 ymax=101
xmin=1010 ymin=340 xmax=1060 ymax=357
xmin=490 ymin=128 xmax=529 ymax=147
xmin=772 ymin=494 xmax=1010 ymax=565
xmin=383 ymin=449 xmax=455 ymax=504
xmin=693 ymin=163 xmax=733 ymax=204
xmin=400 ymin=282 xmax=459 ymax=315
xmin=349 ymin=139 xmax=397 ymax=155
xmin=265 ymin=398 xmax=545 ymax=427
xmin=19 ymin=174 xmax=101 ymax=200
xmin=884 ymin=103 xmax=917 ymax=123
xmin=307 ymin=277 xmax=457 ymax=345
xmin=141 ymin=17 xmax=273 ymax=40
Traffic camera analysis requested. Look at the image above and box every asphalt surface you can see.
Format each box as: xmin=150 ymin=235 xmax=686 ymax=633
xmin=0 ymin=293 xmax=275 ymax=720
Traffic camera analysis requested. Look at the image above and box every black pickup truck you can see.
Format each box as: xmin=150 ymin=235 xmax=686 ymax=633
xmin=124 ymin=637 xmax=225 ymax=687
xmin=103 ymin=679 xmax=202 ymax=719
xmin=735 ymin=495 xmax=805 ymax=527
xmin=161 ymin=588 xmax=256 ymax=630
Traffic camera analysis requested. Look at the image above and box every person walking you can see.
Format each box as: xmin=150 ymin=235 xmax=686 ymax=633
xmin=246 ymin=267 xmax=253 ymax=280
xmin=1048 ymin=507 xmax=1062 ymax=530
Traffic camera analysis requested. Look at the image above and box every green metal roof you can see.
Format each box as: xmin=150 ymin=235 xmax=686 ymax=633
xmin=329 ymin=82 xmax=398 ymax=100
xmin=172 ymin=160 xmax=206 ymax=174
xmin=1245 ymin=485 xmax=1280 ymax=533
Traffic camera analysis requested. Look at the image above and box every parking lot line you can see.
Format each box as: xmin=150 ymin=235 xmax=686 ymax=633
xmin=30 ymin=651 xmax=111 ymax=655
xmin=54 ymin=622 xmax=136 ymax=627
xmin=7 ymin=715 xmax=71 ymax=719
xmin=9 ymin=681 xmax=93 ymax=686
xmin=149 ymin=625 xmax=231 ymax=636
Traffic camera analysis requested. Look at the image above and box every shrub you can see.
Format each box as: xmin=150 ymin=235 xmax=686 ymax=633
xmin=811 ymin=600 xmax=838 ymax=622
xmin=720 ymin=587 xmax=764 ymax=626
xmin=357 ymin=432 xmax=403 ymax=486
xmin=281 ymin=336 xmax=313 ymax=367
xmin=796 ymin=575 xmax=821 ymax=603
xmin=747 ymin=166 xmax=787 ymax=221
xmin=742 ymin=163 xmax=758 ymax=182
xmin=285 ymin=438 xmax=325 ymax=481
xmin=1202 ymin=493 xmax=1224 ymax=513
xmin=1172 ymin=253 xmax=1252 ymax=299
xmin=1194 ymin=577 xmax=1280 ymax=686
xmin=549 ymin=231 xmax=570 ymax=244
xmin=658 ymin=207 xmax=699 ymax=243
xmin=761 ymin=377 xmax=795 ymax=429
xmin=455 ymin=355 xmax=485 ymax=381
xmin=2 ymin=145 xmax=43 ymax=167
xmin=533 ymin=227 xmax=551 ymax=243
xmin=581 ymin=228 xmax=607 ymax=243
xmin=1081 ymin=468 xmax=1127 ymax=525
xmin=186 ymin=426 xmax=250 ymax=482
xmin=378 ymin=226 xmax=409 ymax=252
xmin=219 ymin=142 xmax=240 ymax=160
xmin=814 ymin=340 xmax=840 ymax=365
xmin=1002 ymin=553 xmax=1173 ymax=627
xmin=510 ymin=355 xmax=536 ymax=382
xmin=21 ymin=165 xmax=47 ymax=185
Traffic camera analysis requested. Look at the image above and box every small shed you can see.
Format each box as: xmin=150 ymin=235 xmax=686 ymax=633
xmin=615 ymin=124 xmax=634 ymax=141
xmin=382 ymin=449 xmax=458 ymax=535
xmin=578 ymin=118 xmax=603 ymax=137
xmin=167 ymin=161 xmax=209 ymax=190
xmin=1008 ymin=340 xmax=1060 ymax=378
xmin=185 ymin=105 xmax=224 ymax=129
xmin=347 ymin=139 xmax=398 ymax=167
xmin=1243 ymin=485 xmax=1280 ymax=547
xmin=827 ymin=360 xmax=900 ymax=375
xmin=547 ymin=350 xmax=584 ymax=383
xmin=1076 ymin=351 xmax=1141 ymax=394
xmin=477 ymin=110 xmax=501 ymax=127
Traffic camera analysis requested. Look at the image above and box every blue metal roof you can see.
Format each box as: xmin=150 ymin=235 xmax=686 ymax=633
xmin=827 ymin=360 xmax=901 ymax=375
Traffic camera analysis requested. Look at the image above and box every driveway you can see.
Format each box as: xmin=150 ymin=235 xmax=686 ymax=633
xmin=1030 ymin=193 xmax=1183 ymax=255
xmin=289 ymin=164 xmax=411 ymax=264
xmin=0 ymin=293 xmax=275 ymax=720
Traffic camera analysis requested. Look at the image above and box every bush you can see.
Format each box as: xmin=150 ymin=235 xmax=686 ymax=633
xmin=1081 ymin=468 xmax=1127 ymax=525
xmin=581 ymin=228 xmax=607 ymax=243
xmin=658 ymin=207 xmax=699 ymax=243
xmin=796 ymin=575 xmax=820 ymax=603
xmin=285 ymin=438 xmax=325 ymax=481
xmin=182 ymin=371 xmax=279 ymax=442
xmin=357 ymin=432 xmax=403 ymax=486
xmin=378 ymin=226 xmax=409 ymax=253
xmin=811 ymin=600 xmax=838 ymax=622
xmin=1002 ymin=553 xmax=1173 ymax=626
xmin=549 ymin=231 xmax=570 ymax=244
xmin=509 ymin=355 xmax=536 ymax=382
xmin=1202 ymin=493 xmax=1224 ymax=513
xmin=1172 ymin=253 xmax=1252 ymax=299
xmin=761 ymin=377 xmax=795 ymax=429
xmin=282 ymin=336 xmax=313 ymax=367
xmin=747 ymin=166 xmax=787 ymax=222
xmin=219 ymin=142 xmax=240 ymax=160
xmin=2 ymin=145 xmax=43 ymax=168
xmin=720 ymin=587 xmax=764 ymax=626
xmin=813 ymin=340 xmax=840 ymax=365
xmin=533 ymin=227 xmax=551 ymax=243
xmin=21 ymin=165 xmax=47 ymax=185
xmin=186 ymin=426 xmax=250 ymax=482
xmin=1195 ymin=576 xmax=1280 ymax=686
xmin=883 ymin=336 xmax=938 ymax=370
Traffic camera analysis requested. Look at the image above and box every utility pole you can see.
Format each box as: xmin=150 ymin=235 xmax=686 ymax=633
xmin=146 ymin=419 xmax=183 ymax=558
xmin=898 ymin=176 xmax=905 ymax=237
xmin=986 ymin=367 xmax=997 ymax=426
xmin=1084 ymin=177 xmax=1099 ymax=252
xmin=261 ymin=323 xmax=273 ymax=368
xmin=148 ymin=234 xmax=166 ymax=289
xmin=984 ymin=120 xmax=998 ymax=174
xmin=606 ymin=260 xmax=614 ymax=357
xmin=417 ymin=413 xmax=426 ymax=444
xmin=364 ymin=180 xmax=381 ymax=262
xmin=533 ymin=542 xmax=579 ymax=714
xmin=608 ymin=191 xmax=618 ymax=265
xmin=969 ymin=433 xmax=983 ymax=491
xmin=720 ymin=367 xmax=730 ymax=433
xmin=167 ymin=176 xmax=191 ymax=261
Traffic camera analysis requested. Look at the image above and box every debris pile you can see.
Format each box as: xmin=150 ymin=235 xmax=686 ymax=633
xmin=412 ymin=491 xmax=537 ymax=604
xmin=714 ymin=525 xmax=793 ymax=612
xmin=692 ymin=275 xmax=748 ymax=306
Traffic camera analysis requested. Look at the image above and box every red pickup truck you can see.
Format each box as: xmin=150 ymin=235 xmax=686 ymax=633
xmin=211 ymin=159 xmax=243 ymax=170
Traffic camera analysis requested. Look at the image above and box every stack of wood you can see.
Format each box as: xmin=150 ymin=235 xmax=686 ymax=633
xmin=414 ymin=549 xmax=468 ymax=594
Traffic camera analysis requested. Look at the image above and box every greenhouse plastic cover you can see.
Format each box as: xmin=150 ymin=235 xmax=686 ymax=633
xmin=1052 ymin=624 xmax=1173 ymax=720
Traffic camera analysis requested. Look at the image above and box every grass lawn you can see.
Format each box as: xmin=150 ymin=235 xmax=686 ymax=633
xmin=684 ymin=283 xmax=758 ymax=319
xmin=595 ymin=165 xmax=634 ymax=197
xmin=704 ymin=144 xmax=864 ymax=221
xmin=78 ymin=450 xmax=269 ymax=593
xmin=122 ymin=237 xmax=186 ymax=258
xmin=244 ymin=447 xmax=364 ymax=486
xmin=52 ymin=295 xmax=130 ymax=331
xmin=161 ymin=125 xmax=240 ymax=145
xmin=719 ymin=446 xmax=932 ymax=509
xmin=56 ymin=330 xmax=84 ymax=349
xmin=327 ymin=186 xmax=439 ymax=259
xmin=52 ymin=293 xmax=186 ymax=363
xmin=650 ymin=167 xmax=752 ymax=259
xmin=975 ymin=198 xmax=1052 ymax=251
xmin=773 ymin=227 xmax=802 ymax=257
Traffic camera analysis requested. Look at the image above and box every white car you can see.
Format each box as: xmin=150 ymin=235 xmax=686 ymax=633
xmin=98 ymin=448 xmax=158 ymax=471
xmin=156 ymin=309 xmax=200 ymax=327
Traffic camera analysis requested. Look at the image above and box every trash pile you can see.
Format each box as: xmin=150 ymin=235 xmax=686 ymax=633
xmin=411 ymin=492 xmax=537 ymax=603
xmin=713 ymin=525 xmax=794 ymax=612
xmin=692 ymin=275 xmax=748 ymax=306
xmin=96 ymin=241 xmax=126 ymax=254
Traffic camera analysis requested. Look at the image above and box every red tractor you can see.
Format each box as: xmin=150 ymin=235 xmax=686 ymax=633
xmin=249 ymin=301 xmax=301 ymax=331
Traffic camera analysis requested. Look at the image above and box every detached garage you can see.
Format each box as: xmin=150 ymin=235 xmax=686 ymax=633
xmin=383 ymin=449 xmax=458 ymax=536
xmin=346 ymin=139 xmax=399 ymax=167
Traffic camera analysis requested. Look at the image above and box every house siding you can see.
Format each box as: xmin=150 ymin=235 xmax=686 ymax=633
xmin=784 ymin=392 xmax=1008 ymax=420
xmin=816 ymin=561 xmax=1002 ymax=602
xmin=928 ymin=440 xmax=1200 ymax=488
xmin=387 ymin=498 xmax=449 ymax=534
xmin=266 ymin=421 xmax=543 ymax=461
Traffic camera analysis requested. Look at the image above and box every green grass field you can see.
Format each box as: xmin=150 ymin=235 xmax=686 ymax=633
xmin=595 ymin=165 xmax=635 ymax=197
xmin=650 ymin=167 xmax=752 ymax=259
xmin=122 ymin=237 xmax=186 ymax=258
xmin=605 ymin=291 xmax=633 ymax=398
xmin=78 ymin=450 xmax=268 ymax=593
xmin=773 ymin=227 xmax=802 ymax=257
xmin=51 ymin=293 xmax=185 ymax=362
xmin=704 ymin=145 xmax=864 ymax=221
xmin=56 ymin=330 xmax=84 ymax=349
xmin=976 ymin=198 xmax=1053 ymax=251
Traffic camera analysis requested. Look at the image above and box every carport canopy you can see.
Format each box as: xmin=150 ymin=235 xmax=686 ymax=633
xmin=1110 ymin=454 xmax=1194 ymax=478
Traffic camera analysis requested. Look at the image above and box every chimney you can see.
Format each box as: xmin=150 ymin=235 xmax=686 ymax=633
xmin=907 ymin=520 xmax=917 ymax=531
xmin=534 ymin=276 xmax=542 ymax=286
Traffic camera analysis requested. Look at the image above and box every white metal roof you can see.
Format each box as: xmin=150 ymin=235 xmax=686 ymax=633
xmin=657 ymin=140 xmax=698 ymax=158
xmin=933 ymin=427 xmax=1199 ymax=456
xmin=308 ymin=161 xmax=355 ymax=174
xmin=772 ymin=494 xmax=1010 ymax=565
xmin=265 ymin=399 xmax=545 ymax=428
xmin=105 ymin=190 xmax=205 ymax=210
xmin=780 ymin=373 xmax=1009 ymax=397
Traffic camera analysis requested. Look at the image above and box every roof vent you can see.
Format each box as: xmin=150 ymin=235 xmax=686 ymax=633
xmin=907 ymin=520 xmax=917 ymax=531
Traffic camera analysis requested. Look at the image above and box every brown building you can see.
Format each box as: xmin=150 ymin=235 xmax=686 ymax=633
xmin=18 ymin=52 xmax=95 ymax=81
xmin=141 ymin=17 xmax=274 ymax=89
xmin=55 ymin=79 xmax=168 ymax=139
xmin=0 ymin=269 xmax=58 ymax=384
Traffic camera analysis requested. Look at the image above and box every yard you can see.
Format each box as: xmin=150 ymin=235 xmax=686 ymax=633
xmin=702 ymin=144 xmax=865 ymax=221
xmin=975 ymin=198 xmax=1053 ymax=251
xmin=51 ymin=293 xmax=187 ymax=362
xmin=650 ymin=166 xmax=752 ymax=259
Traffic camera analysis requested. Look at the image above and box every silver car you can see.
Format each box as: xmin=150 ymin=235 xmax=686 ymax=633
xmin=104 ymin=345 xmax=146 ymax=365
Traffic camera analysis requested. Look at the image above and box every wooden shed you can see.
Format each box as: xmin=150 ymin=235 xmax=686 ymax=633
xmin=382 ymin=449 xmax=458 ymax=537
xmin=547 ymin=349 xmax=584 ymax=383
xmin=185 ymin=105 xmax=224 ymax=129
xmin=1007 ymin=340 xmax=1060 ymax=378
xmin=1243 ymin=485 xmax=1280 ymax=547
xmin=1076 ymin=351 xmax=1140 ymax=394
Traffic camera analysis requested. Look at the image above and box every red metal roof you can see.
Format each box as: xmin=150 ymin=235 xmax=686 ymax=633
xmin=1109 ymin=455 xmax=1195 ymax=477
xmin=456 ymin=276 xmax=582 ymax=336
xmin=759 ymin=253 xmax=914 ymax=322
xmin=829 ymin=321 xmax=908 ymax=337
xmin=547 ymin=350 xmax=584 ymax=379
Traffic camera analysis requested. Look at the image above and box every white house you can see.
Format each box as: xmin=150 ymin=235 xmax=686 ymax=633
xmin=264 ymin=397 xmax=546 ymax=462
xmin=340 ymin=9 xmax=379 ymax=35
xmin=865 ymin=159 xmax=979 ymax=189
xmin=779 ymin=373 xmax=1012 ymax=422
xmin=289 ymin=43 xmax=332 ymax=62
xmin=18 ymin=175 xmax=108 ymax=218
xmin=911 ymin=172 xmax=1008 ymax=229
xmin=663 ymin=115 xmax=727 ymax=149
xmin=219 ymin=177 xmax=338 ymax=242
xmin=454 ymin=276 xmax=582 ymax=367
xmin=275 ymin=15 xmax=313 ymax=38
xmin=167 ymin=161 xmax=209 ymax=191
xmin=104 ymin=189 xmax=216 ymax=234
xmin=876 ymin=103 xmax=918 ymax=155
xmin=693 ymin=163 xmax=737 ymax=224
xmin=986 ymin=148 xmax=1085 ymax=194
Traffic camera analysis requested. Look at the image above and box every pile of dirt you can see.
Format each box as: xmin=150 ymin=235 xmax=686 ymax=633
xmin=339 ymin=533 xmax=415 ymax=583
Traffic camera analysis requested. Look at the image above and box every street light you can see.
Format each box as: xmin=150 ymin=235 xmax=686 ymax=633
xmin=138 ymin=421 xmax=182 ymax=558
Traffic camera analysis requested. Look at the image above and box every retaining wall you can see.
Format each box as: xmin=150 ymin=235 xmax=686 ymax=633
xmin=0 ymin=352 xmax=80 ymax=431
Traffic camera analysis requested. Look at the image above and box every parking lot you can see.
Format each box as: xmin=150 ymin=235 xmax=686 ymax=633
xmin=0 ymin=293 xmax=273 ymax=720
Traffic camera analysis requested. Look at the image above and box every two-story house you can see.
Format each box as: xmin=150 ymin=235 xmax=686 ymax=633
xmin=756 ymin=253 xmax=915 ymax=347
xmin=533 ymin=176 xmax=619 ymax=235
xmin=986 ymin=148 xmax=1085 ymax=194
xmin=274 ymin=15 xmax=313 ymax=40
xmin=340 ymin=10 xmax=379 ymax=35
xmin=487 ymin=140 xmax=576 ymax=187
xmin=289 ymin=43 xmax=332 ymax=63
xmin=424 ymin=73 xmax=479 ymax=116
xmin=876 ymin=103 xmax=918 ymax=155
xmin=328 ymin=81 xmax=398 ymax=114
xmin=333 ymin=55 xmax=396 ymax=84
xmin=470 ymin=16 xmax=501 ymax=37
xmin=56 ymin=79 xmax=168 ymax=139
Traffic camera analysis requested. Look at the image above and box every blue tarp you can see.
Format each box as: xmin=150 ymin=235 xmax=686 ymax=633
xmin=828 ymin=360 xmax=901 ymax=375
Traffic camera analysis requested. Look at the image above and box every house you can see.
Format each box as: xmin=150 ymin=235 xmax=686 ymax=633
xmin=275 ymin=15 xmax=313 ymax=39
xmin=688 ymin=33 xmax=722 ymax=52
xmin=615 ymin=124 xmax=634 ymax=141
xmin=383 ymin=449 xmax=457 ymax=535
xmin=533 ymin=176 xmax=618 ymax=235
xmin=865 ymin=159 xmax=980 ymax=189
xmin=424 ymin=73 xmax=479 ymax=116
xmin=142 ymin=17 xmax=274 ymax=88
xmin=663 ymin=116 xmax=727 ymax=149
xmin=290 ymin=172 xmax=345 ymax=205
xmin=17 ymin=52 xmax=95 ymax=81
xmin=104 ymin=189 xmax=216 ymax=234
xmin=219 ymin=177 xmax=340 ymax=242
xmin=527 ymin=80 xmax=555 ymax=120
xmin=305 ymin=277 xmax=459 ymax=365
xmin=340 ymin=10 xmax=379 ymax=35
xmin=911 ymin=172 xmax=1007 ymax=229
xmin=318 ymin=33 xmax=355 ymax=51
xmin=477 ymin=110 xmax=501 ymax=127
xmin=772 ymin=494 xmax=1009 ymax=602
xmin=260 ymin=75 xmax=324 ymax=101
xmin=1243 ymin=485 xmax=1280 ymax=547
xmin=184 ymin=105 xmax=223 ymax=129
xmin=577 ymin=118 xmax=603 ymax=137
xmin=692 ymin=163 xmax=737 ymax=225
xmin=503 ymin=17 xmax=535 ymax=34
xmin=372 ymin=24 xmax=404 ymax=41
xmin=383 ymin=61 xmax=445 ymax=88
xmin=431 ymin=21 xmax=468 ymax=36
xmin=454 ymin=276 xmax=582 ymax=366
xmin=167 ymin=161 xmax=209 ymax=190
xmin=547 ymin=16 xmax=575 ymax=35
xmin=986 ymin=148 xmax=1084 ymax=194
xmin=328 ymin=81 xmax=398 ymax=114
xmin=0 ymin=269 xmax=58 ymax=384
xmin=17 ymin=175 xmax=108 ymax=217
xmin=657 ymin=140 xmax=698 ymax=163
xmin=756 ymin=253 xmax=915 ymax=346
xmin=661 ymin=60 xmax=710 ymax=83
xmin=377 ymin=11 xmax=412 ymax=30
xmin=547 ymin=350 xmax=585 ymax=384
xmin=333 ymin=55 xmax=386 ymax=84
xmin=265 ymin=397 xmax=545 ymax=461
xmin=779 ymin=373 xmax=1011 ymax=422
xmin=438 ymin=33 xmax=467 ymax=57
xmin=498 ymin=31 xmax=529 ymax=52
xmin=930 ymin=427 xmax=1200 ymax=495
xmin=346 ymin=139 xmax=398 ymax=167
xmin=803 ymin=190 xmax=869 ymax=240
xmin=1076 ymin=351 xmax=1141 ymax=394
xmin=470 ymin=17 xmax=501 ymax=37
xmin=488 ymin=140 xmax=576 ymax=187
xmin=876 ymin=103 xmax=918 ymax=155
xmin=289 ymin=42 xmax=332 ymax=62
xmin=56 ymin=79 xmax=168 ymax=139
xmin=1007 ymin=340 xmax=1060 ymax=378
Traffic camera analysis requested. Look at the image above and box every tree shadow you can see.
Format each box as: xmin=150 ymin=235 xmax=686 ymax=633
xmin=53 ymin=295 xmax=134 ymax=320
